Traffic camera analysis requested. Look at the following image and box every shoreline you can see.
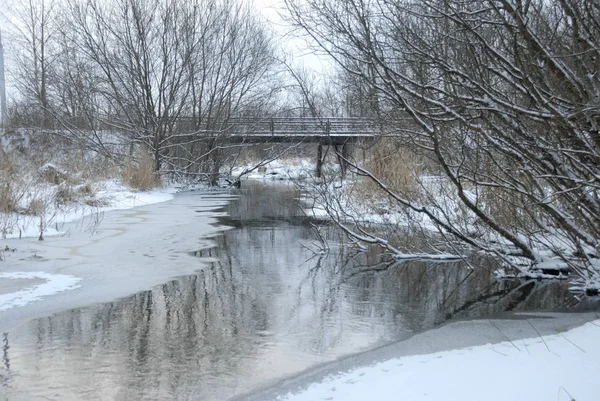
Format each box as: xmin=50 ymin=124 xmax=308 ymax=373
xmin=237 ymin=311 xmax=600 ymax=401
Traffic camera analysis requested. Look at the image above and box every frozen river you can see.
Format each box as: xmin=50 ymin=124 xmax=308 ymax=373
xmin=0 ymin=182 xmax=596 ymax=401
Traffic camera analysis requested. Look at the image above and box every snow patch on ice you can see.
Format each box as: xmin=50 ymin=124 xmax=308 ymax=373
xmin=0 ymin=271 xmax=82 ymax=311
xmin=92 ymin=179 xmax=177 ymax=211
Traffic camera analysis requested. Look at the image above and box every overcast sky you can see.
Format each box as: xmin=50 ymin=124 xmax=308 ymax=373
xmin=252 ymin=0 xmax=334 ymax=74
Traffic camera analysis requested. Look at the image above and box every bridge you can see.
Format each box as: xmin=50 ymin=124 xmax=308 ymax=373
xmin=172 ymin=116 xmax=383 ymax=178
xmin=172 ymin=116 xmax=381 ymax=145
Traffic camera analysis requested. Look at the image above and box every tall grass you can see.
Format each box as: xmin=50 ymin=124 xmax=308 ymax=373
xmin=355 ymin=140 xmax=422 ymax=202
xmin=121 ymin=151 xmax=159 ymax=190
xmin=0 ymin=152 xmax=25 ymax=213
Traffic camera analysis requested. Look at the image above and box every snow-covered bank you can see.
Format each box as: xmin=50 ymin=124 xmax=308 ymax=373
xmin=231 ymin=159 xmax=320 ymax=181
xmin=242 ymin=313 xmax=600 ymax=401
xmin=279 ymin=320 xmax=600 ymax=401
xmin=231 ymin=159 xmax=407 ymax=225
xmin=0 ymin=182 xmax=176 ymax=313
xmin=2 ymin=179 xmax=178 ymax=240
xmin=230 ymin=159 xmax=600 ymax=292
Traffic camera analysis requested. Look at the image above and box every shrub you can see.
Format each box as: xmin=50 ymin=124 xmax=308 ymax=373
xmin=78 ymin=183 xmax=94 ymax=195
xmin=25 ymin=197 xmax=46 ymax=216
xmin=54 ymin=184 xmax=78 ymax=206
xmin=39 ymin=163 xmax=70 ymax=185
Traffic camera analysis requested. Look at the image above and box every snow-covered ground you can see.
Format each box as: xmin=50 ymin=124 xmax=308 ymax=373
xmin=242 ymin=314 xmax=600 ymax=401
xmin=231 ymin=158 xmax=321 ymax=181
xmin=277 ymin=319 xmax=600 ymax=401
xmin=2 ymin=178 xmax=178 ymax=240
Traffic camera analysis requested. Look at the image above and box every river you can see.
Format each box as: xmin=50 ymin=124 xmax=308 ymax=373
xmin=0 ymin=181 xmax=595 ymax=401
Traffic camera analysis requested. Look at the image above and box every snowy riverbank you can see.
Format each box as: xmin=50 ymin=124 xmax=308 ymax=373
xmin=2 ymin=179 xmax=178 ymax=240
xmin=242 ymin=313 xmax=600 ymax=401
xmin=281 ymin=319 xmax=600 ymax=401
xmin=0 ymin=181 xmax=181 ymax=317
xmin=233 ymin=159 xmax=600 ymax=292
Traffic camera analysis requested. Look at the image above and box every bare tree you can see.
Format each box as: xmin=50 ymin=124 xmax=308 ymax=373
xmin=63 ymin=0 xmax=197 ymax=171
xmin=285 ymin=0 xmax=600 ymax=292
xmin=57 ymin=0 xmax=280 ymax=184
xmin=6 ymin=0 xmax=59 ymax=126
xmin=178 ymin=0 xmax=280 ymax=184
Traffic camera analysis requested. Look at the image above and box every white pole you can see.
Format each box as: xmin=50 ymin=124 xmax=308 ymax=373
xmin=0 ymin=30 xmax=8 ymax=127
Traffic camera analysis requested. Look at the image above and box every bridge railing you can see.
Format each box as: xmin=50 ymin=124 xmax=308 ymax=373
xmin=172 ymin=117 xmax=381 ymax=137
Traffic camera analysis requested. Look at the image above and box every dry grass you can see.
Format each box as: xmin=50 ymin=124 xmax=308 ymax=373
xmin=54 ymin=184 xmax=79 ymax=206
xmin=121 ymin=152 xmax=159 ymax=190
xmin=0 ymin=152 xmax=23 ymax=214
xmin=355 ymin=140 xmax=422 ymax=202
xmin=0 ymin=131 xmax=134 ymax=239
xmin=1 ymin=152 xmax=30 ymax=238
xmin=39 ymin=164 xmax=72 ymax=185
xmin=78 ymin=183 xmax=94 ymax=196
xmin=24 ymin=197 xmax=46 ymax=216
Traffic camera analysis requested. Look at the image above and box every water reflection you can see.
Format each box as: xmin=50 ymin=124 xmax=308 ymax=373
xmin=0 ymin=181 xmax=589 ymax=401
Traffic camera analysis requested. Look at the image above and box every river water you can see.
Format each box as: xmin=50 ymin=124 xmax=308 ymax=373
xmin=0 ymin=181 xmax=592 ymax=401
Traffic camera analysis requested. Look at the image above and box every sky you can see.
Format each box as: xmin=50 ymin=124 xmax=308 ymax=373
xmin=252 ymin=0 xmax=334 ymax=74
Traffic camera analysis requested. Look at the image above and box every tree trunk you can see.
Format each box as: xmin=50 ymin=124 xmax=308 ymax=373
xmin=0 ymin=31 xmax=7 ymax=127
xmin=153 ymin=131 xmax=161 ymax=173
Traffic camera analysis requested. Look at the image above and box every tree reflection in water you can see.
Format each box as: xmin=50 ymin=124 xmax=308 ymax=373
xmin=0 ymin=182 xmax=588 ymax=401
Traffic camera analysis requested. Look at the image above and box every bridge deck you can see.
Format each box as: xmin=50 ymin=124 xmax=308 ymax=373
xmin=173 ymin=117 xmax=381 ymax=144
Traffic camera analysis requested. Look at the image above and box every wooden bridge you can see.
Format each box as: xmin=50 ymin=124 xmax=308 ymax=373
xmin=172 ymin=116 xmax=381 ymax=145
xmin=172 ymin=116 xmax=382 ymax=178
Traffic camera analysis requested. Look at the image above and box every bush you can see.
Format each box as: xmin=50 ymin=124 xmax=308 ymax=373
xmin=78 ymin=183 xmax=94 ymax=195
xmin=39 ymin=163 xmax=71 ymax=185
xmin=24 ymin=197 xmax=46 ymax=216
xmin=54 ymin=184 xmax=78 ymax=206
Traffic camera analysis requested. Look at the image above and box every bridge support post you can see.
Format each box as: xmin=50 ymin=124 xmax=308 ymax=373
xmin=335 ymin=142 xmax=351 ymax=179
xmin=316 ymin=143 xmax=323 ymax=178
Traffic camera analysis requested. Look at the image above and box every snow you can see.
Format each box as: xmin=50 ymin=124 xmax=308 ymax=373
xmin=232 ymin=159 xmax=320 ymax=181
xmin=0 ymin=271 xmax=81 ymax=311
xmin=392 ymin=252 xmax=463 ymax=261
xmin=2 ymin=179 xmax=177 ymax=240
xmin=277 ymin=318 xmax=600 ymax=401
xmin=90 ymin=179 xmax=177 ymax=212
